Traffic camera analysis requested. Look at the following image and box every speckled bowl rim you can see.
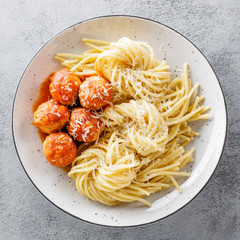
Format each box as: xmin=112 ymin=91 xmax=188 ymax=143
xmin=12 ymin=15 xmax=228 ymax=228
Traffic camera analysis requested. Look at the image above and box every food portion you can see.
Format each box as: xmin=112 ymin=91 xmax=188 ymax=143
xmin=34 ymin=37 xmax=210 ymax=207
xmin=43 ymin=132 xmax=77 ymax=167
xmin=101 ymin=99 xmax=169 ymax=156
xmin=33 ymin=63 xmax=110 ymax=170
xmin=79 ymin=76 xmax=113 ymax=110
xmin=67 ymin=108 xmax=105 ymax=142
xmin=50 ymin=68 xmax=82 ymax=106
xmin=33 ymin=99 xmax=70 ymax=134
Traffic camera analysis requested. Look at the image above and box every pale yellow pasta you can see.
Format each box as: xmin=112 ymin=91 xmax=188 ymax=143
xmin=55 ymin=37 xmax=210 ymax=207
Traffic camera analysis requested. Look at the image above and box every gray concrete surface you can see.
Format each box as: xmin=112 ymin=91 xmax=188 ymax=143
xmin=1 ymin=0 xmax=240 ymax=239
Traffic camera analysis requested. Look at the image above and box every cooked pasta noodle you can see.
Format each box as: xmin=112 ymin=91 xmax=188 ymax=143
xmin=56 ymin=37 xmax=210 ymax=206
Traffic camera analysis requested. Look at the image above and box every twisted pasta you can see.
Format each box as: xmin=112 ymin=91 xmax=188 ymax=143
xmin=56 ymin=37 xmax=210 ymax=206
xmin=100 ymin=99 xmax=169 ymax=156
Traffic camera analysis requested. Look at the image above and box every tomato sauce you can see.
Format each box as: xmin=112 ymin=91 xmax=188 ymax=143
xmin=32 ymin=73 xmax=54 ymax=142
xmin=32 ymin=73 xmax=53 ymax=113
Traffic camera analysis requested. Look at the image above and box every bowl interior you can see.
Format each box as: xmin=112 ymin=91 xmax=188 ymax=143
xmin=13 ymin=16 xmax=226 ymax=227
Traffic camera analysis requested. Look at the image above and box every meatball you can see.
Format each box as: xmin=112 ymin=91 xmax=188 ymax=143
xmin=50 ymin=68 xmax=82 ymax=106
xmin=43 ymin=132 xmax=77 ymax=167
xmin=33 ymin=99 xmax=70 ymax=134
xmin=79 ymin=76 xmax=113 ymax=110
xmin=67 ymin=108 xmax=104 ymax=142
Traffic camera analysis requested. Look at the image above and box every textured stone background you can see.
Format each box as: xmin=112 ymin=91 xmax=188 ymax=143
xmin=1 ymin=0 xmax=240 ymax=239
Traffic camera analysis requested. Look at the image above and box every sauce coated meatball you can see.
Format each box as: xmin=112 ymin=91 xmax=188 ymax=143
xmin=79 ymin=76 xmax=113 ymax=110
xmin=50 ymin=68 xmax=82 ymax=106
xmin=33 ymin=99 xmax=70 ymax=134
xmin=67 ymin=108 xmax=104 ymax=142
xmin=43 ymin=132 xmax=77 ymax=167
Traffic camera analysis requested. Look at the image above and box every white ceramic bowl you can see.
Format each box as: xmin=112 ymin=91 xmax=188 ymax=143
xmin=12 ymin=16 xmax=227 ymax=227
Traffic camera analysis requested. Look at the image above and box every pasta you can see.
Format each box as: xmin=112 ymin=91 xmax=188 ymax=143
xmin=55 ymin=37 xmax=210 ymax=207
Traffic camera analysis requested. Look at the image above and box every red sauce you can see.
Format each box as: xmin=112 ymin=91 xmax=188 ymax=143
xmin=32 ymin=73 xmax=53 ymax=113
xmin=32 ymin=73 xmax=54 ymax=142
